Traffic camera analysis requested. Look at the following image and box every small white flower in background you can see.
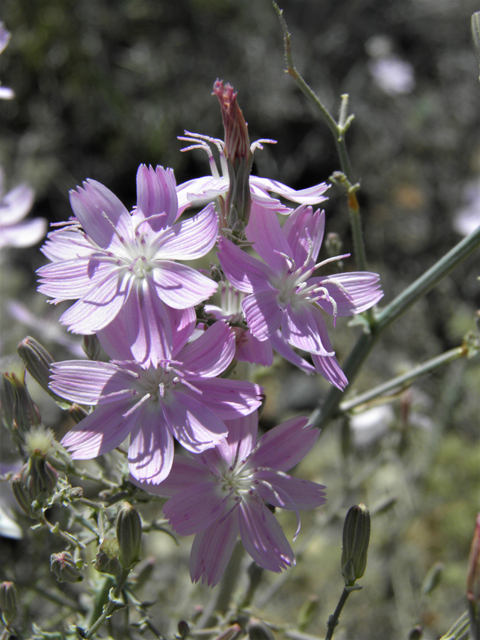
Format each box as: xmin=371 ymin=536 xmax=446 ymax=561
xmin=0 ymin=23 xmax=14 ymax=100
xmin=0 ymin=168 xmax=47 ymax=250
xmin=366 ymin=35 xmax=415 ymax=96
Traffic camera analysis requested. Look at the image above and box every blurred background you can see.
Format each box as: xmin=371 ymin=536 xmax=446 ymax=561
xmin=0 ymin=0 xmax=479 ymax=638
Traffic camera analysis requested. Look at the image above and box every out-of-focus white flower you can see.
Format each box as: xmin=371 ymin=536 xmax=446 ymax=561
xmin=453 ymin=180 xmax=480 ymax=236
xmin=366 ymin=35 xmax=415 ymax=96
xmin=350 ymin=405 xmax=395 ymax=447
xmin=0 ymin=169 xmax=46 ymax=249
xmin=0 ymin=23 xmax=14 ymax=100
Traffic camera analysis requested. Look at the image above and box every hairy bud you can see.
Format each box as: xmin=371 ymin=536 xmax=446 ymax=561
xmin=341 ymin=504 xmax=371 ymax=587
xmin=50 ymin=551 xmax=83 ymax=583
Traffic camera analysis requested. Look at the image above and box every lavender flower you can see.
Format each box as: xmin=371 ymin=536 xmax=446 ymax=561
xmin=50 ymin=321 xmax=263 ymax=484
xmin=133 ymin=411 xmax=326 ymax=587
xmin=38 ymin=165 xmax=218 ymax=366
xmin=218 ymin=205 xmax=383 ymax=388
xmin=0 ymin=169 xmax=46 ymax=250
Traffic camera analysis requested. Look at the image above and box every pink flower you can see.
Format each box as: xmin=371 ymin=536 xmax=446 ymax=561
xmin=133 ymin=411 xmax=326 ymax=587
xmin=218 ymin=205 xmax=383 ymax=388
xmin=0 ymin=169 xmax=46 ymax=249
xmin=38 ymin=165 xmax=218 ymax=366
xmin=50 ymin=321 xmax=263 ymax=484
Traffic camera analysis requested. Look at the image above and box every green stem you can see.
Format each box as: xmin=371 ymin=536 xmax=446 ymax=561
xmin=85 ymin=569 xmax=130 ymax=638
xmin=311 ymin=225 xmax=480 ymax=431
xmin=339 ymin=345 xmax=467 ymax=413
xmin=324 ymin=588 xmax=353 ymax=640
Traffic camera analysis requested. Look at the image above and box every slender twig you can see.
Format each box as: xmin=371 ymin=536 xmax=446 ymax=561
xmin=339 ymin=345 xmax=467 ymax=413
xmin=84 ymin=569 xmax=130 ymax=638
xmin=325 ymin=587 xmax=361 ymax=640
xmin=311 ymin=225 xmax=480 ymax=431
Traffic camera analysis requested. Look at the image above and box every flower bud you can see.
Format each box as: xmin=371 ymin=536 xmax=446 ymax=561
xmin=116 ymin=502 xmax=142 ymax=569
xmin=12 ymin=472 xmax=35 ymax=517
xmin=17 ymin=336 xmax=54 ymax=396
xmin=22 ymin=453 xmax=58 ymax=503
xmin=50 ymin=551 xmax=83 ymax=583
xmin=82 ymin=334 xmax=102 ymax=361
xmin=69 ymin=403 xmax=89 ymax=424
xmin=408 ymin=626 xmax=423 ymax=640
xmin=94 ymin=537 xmax=121 ymax=576
xmin=341 ymin=504 xmax=371 ymax=587
xmin=1 ymin=371 xmax=41 ymax=438
xmin=177 ymin=620 xmax=190 ymax=639
xmin=0 ymin=581 xmax=18 ymax=626
xmin=213 ymin=79 xmax=252 ymax=230
xmin=421 ymin=561 xmax=443 ymax=596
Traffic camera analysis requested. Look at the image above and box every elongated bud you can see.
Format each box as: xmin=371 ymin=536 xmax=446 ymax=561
xmin=50 ymin=551 xmax=83 ymax=583
xmin=341 ymin=504 xmax=371 ymax=587
xmin=82 ymin=334 xmax=102 ymax=361
xmin=0 ymin=581 xmax=18 ymax=626
xmin=177 ymin=620 xmax=190 ymax=639
xmin=94 ymin=537 xmax=121 ymax=576
xmin=116 ymin=502 xmax=142 ymax=569
xmin=17 ymin=337 xmax=54 ymax=396
xmin=408 ymin=626 xmax=423 ymax=640
xmin=213 ymin=79 xmax=252 ymax=231
xmin=12 ymin=473 xmax=35 ymax=517
xmin=1 ymin=371 xmax=41 ymax=437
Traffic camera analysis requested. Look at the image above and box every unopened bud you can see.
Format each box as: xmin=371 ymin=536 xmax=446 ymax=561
xmin=50 ymin=551 xmax=83 ymax=583
xmin=1 ymin=371 xmax=41 ymax=437
xmin=0 ymin=581 xmax=18 ymax=626
xmin=22 ymin=453 xmax=58 ymax=503
xmin=422 ymin=561 xmax=443 ymax=596
xmin=116 ymin=502 xmax=142 ymax=569
xmin=82 ymin=334 xmax=102 ymax=361
xmin=248 ymin=620 xmax=275 ymax=640
xmin=341 ymin=504 xmax=371 ymax=587
xmin=12 ymin=473 xmax=36 ymax=517
xmin=94 ymin=537 xmax=121 ymax=576
xmin=325 ymin=232 xmax=343 ymax=258
xmin=17 ymin=337 xmax=54 ymax=396
xmin=467 ymin=513 xmax=480 ymax=606
xmin=69 ymin=403 xmax=89 ymax=424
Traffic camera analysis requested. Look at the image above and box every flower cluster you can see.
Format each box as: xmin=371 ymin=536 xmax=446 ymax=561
xmin=37 ymin=80 xmax=383 ymax=586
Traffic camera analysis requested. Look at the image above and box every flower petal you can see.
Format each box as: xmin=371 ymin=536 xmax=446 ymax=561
xmin=128 ymin=404 xmax=174 ymax=484
xmin=162 ymin=391 xmax=227 ymax=453
xmin=154 ymin=203 xmax=218 ymax=260
xmin=163 ymin=482 xmax=232 ymax=536
xmin=49 ymin=360 xmax=131 ymax=404
xmin=314 ymin=272 xmax=383 ymax=316
xmin=0 ymin=184 xmax=35 ymax=226
xmin=130 ymin=454 xmax=211 ymax=497
xmin=246 ymin=204 xmax=292 ymax=272
xmin=242 ymin=291 xmax=283 ymax=341
xmin=136 ymin=164 xmax=178 ymax=228
xmin=282 ymin=302 xmax=333 ymax=355
xmin=269 ymin=331 xmax=316 ymax=375
xmin=185 ymin=378 xmax=263 ymax=420
xmin=151 ymin=261 xmax=217 ymax=308
xmin=311 ymin=354 xmax=348 ymax=390
xmin=178 ymin=321 xmax=235 ymax=377
xmin=69 ymin=180 xmax=132 ymax=249
xmin=239 ymin=499 xmax=295 ymax=572
xmin=256 ymin=471 xmax=326 ymax=510
xmin=248 ymin=417 xmax=318 ymax=472
xmin=61 ymin=398 xmax=137 ymax=459
xmin=218 ymin=237 xmax=274 ymax=294
xmin=250 ymin=177 xmax=330 ymax=206
xmin=190 ymin=512 xmax=239 ymax=587
xmin=282 ymin=206 xmax=325 ymax=270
